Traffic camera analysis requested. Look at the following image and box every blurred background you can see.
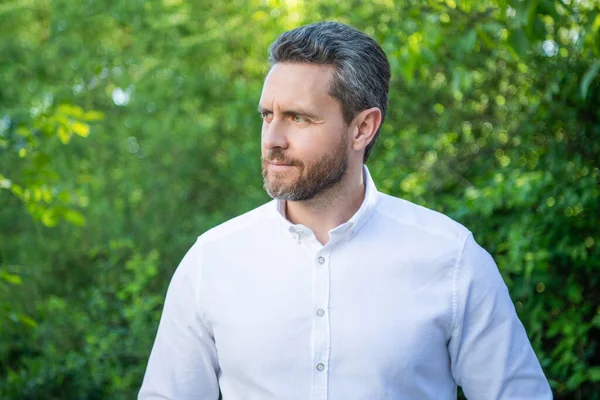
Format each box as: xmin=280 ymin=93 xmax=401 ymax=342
xmin=1 ymin=0 xmax=599 ymax=398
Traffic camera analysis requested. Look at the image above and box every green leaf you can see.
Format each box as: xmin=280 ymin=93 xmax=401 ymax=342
xmin=0 ymin=270 xmax=22 ymax=285
xmin=57 ymin=103 xmax=84 ymax=118
xmin=41 ymin=208 xmax=59 ymax=227
xmin=11 ymin=184 xmax=23 ymax=198
xmin=82 ymin=110 xmax=104 ymax=121
xmin=580 ymin=60 xmax=600 ymax=100
xmin=63 ymin=209 xmax=86 ymax=226
xmin=57 ymin=125 xmax=71 ymax=144
xmin=538 ymin=0 xmax=560 ymax=20
xmin=41 ymin=186 xmax=53 ymax=203
xmin=587 ymin=11 xmax=598 ymax=36
xmin=525 ymin=0 xmax=541 ymax=36
xmin=508 ymin=28 xmax=529 ymax=58
xmin=17 ymin=314 xmax=37 ymax=328
xmin=71 ymin=121 xmax=90 ymax=138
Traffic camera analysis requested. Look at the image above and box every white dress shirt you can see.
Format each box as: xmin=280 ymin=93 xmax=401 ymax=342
xmin=139 ymin=165 xmax=552 ymax=400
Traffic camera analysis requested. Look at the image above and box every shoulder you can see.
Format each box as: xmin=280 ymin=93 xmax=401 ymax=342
xmin=374 ymin=192 xmax=471 ymax=247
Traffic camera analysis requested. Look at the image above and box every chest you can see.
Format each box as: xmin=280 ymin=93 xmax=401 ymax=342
xmin=203 ymin=245 xmax=454 ymax=377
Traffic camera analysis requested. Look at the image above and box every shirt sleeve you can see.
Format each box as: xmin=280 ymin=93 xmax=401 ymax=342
xmin=448 ymin=233 xmax=552 ymax=399
xmin=138 ymin=238 xmax=220 ymax=400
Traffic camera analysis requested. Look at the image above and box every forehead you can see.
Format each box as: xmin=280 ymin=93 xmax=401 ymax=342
xmin=259 ymin=63 xmax=340 ymax=113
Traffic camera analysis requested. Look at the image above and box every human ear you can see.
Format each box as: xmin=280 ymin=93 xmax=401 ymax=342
xmin=352 ymin=107 xmax=382 ymax=152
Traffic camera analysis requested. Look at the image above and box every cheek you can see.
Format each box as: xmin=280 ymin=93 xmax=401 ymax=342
xmin=292 ymin=137 xmax=326 ymax=163
xmin=296 ymin=127 xmax=345 ymax=156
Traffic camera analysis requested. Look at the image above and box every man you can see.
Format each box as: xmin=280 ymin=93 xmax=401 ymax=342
xmin=139 ymin=22 xmax=552 ymax=399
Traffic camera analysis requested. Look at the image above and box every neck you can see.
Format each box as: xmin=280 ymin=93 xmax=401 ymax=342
xmin=285 ymin=164 xmax=365 ymax=245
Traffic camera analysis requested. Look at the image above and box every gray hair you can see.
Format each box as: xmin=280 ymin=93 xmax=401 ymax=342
xmin=268 ymin=21 xmax=391 ymax=163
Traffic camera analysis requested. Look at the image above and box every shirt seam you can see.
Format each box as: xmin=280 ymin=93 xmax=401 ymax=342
xmin=450 ymin=232 xmax=472 ymax=334
xmin=191 ymin=237 xmax=215 ymax=340
xmin=373 ymin=201 xmax=468 ymax=245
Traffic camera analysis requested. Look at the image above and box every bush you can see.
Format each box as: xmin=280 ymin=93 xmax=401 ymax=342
xmin=1 ymin=0 xmax=598 ymax=398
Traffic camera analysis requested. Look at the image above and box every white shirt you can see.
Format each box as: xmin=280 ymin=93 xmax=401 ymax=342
xmin=139 ymin=166 xmax=552 ymax=400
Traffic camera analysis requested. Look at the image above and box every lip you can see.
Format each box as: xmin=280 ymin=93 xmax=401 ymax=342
xmin=267 ymin=162 xmax=294 ymax=172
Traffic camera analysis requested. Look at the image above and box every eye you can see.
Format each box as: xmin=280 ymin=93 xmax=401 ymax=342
xmin=260 ymin=111 xmax=273 ymax=121
xmin=291 ymin=115 xmax=307 ymax=124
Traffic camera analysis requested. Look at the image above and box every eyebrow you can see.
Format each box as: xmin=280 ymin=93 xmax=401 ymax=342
xmin=257 ymin=105 xmax=321 ymax=120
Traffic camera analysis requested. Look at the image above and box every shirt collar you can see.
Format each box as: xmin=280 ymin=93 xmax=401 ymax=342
xmin=274 ymin=164 xmax=379 ymax=243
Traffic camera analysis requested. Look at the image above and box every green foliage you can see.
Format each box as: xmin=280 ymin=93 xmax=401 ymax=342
xmin=1 ymin=0 xmax=598 ymax=398
xmin=0 ymin=103 xmax=100 ymax=228
xmin=1 ymin=241 xmax=162 ymax=399
xmin=0 ymin=102 xmax=101 ymax=340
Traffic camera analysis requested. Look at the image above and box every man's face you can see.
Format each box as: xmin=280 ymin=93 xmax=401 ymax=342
xmin=259 ymin=63 xmax=349 ymax=201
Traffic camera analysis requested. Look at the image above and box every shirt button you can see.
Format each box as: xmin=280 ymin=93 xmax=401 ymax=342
xmin=316 ymin=309 xmax=325 ymax=317
xmin=318 ymin=256 xmax=325 ymax=264
xmin=316 ymin=363 xmax=325 ymax=371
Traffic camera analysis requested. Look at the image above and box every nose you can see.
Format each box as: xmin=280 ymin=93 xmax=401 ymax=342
xmin=262 ymin=118 xmax=288 ymax=151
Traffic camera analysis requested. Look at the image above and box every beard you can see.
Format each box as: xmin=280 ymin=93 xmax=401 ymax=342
xmin=261 ymin=130 xmax=349 ymax=202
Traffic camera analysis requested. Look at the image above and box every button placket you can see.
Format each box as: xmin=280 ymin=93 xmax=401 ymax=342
xmin=311 ymin=251 xmax=331 ymax=399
